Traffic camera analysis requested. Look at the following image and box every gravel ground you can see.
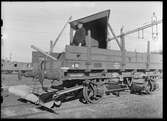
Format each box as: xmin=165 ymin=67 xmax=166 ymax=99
xmin=1 ymin=74 xmax=163 ymax=119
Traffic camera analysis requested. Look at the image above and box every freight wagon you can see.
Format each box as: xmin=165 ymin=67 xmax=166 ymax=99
xmin=9 ymin=10 xmax=162 ymax=109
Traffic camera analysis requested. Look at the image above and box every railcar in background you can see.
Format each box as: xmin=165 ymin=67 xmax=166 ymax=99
xmin=1 ymin=59 xmax=32 ymax=74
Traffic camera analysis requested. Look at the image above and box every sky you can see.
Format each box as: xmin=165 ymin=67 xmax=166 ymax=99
xmin=1 ymin=2 xmax=162 ymax=62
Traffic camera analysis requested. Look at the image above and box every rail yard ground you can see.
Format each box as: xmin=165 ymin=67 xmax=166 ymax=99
xmin=1 ymin=74 xmax=163 ymax=119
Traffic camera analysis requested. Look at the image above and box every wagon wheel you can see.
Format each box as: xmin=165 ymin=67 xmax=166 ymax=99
xmin=83 ymin=80 xmax=104 ymax=104
xmin=79 ymin=97 xmax=88 ymax=104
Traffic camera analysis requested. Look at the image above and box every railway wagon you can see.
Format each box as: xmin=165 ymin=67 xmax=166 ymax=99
xmin=31 ymin=10 xmax=162 ymax=81
xmin=32 ymin=46 xmax=162 ymax=78
xmin=1 ymin=59 xmax=32 ymax=74
xmin=10 ymin=10 xmax=162 ymax=109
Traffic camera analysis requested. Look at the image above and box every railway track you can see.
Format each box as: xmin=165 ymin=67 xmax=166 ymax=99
xmin=1 ymin=80 xmax=162 ymax=119
xmin=1 ymin=93 xmax=129 ymax=118
xmin=2 ymin=82 xmax=161 ymax=119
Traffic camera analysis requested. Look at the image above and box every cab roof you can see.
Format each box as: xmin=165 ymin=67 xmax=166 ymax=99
xmin=70 ymin=10 xmax=110 ymax=29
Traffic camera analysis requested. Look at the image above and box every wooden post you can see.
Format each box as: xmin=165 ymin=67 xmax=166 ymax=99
xmin=86 ymin=30 xmax=91 ymax=73
xmin=107 ymin=29 xmax=109 ymax=49
xmin=49 ymin=40 xmax=54 ymax=71
xmin=49 ymin=40 xmax=53 ymax=54
xmin=70 ymin=25 xmax=73 ymax=45
xmin=88 ymin=30 xmax=91 ymax=47
xmin=146 ymin=41 xmax=150 ymax=71
xmin=120 ymin=26 xmax=126 ymax=71
xmin=135 ymin=49 xmax=137 ymax=62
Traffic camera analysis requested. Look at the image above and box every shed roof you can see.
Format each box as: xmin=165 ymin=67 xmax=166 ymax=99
xmin=70 ymin=10 xmax=110 ymax=29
